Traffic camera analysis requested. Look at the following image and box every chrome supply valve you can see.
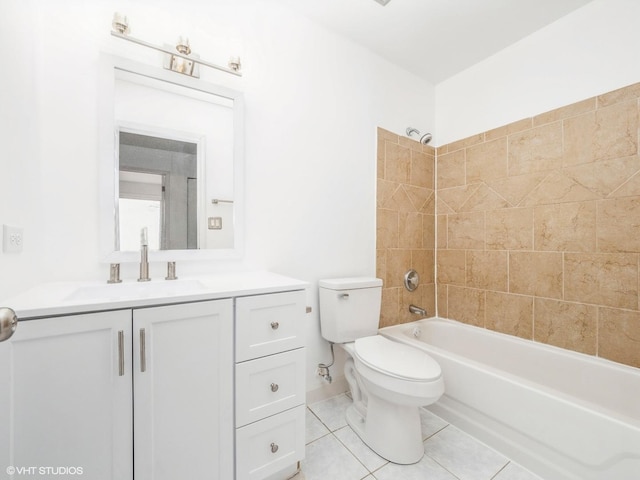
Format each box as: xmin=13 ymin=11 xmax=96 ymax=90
xmin=317 ymin=365 xmax=332 ymax=384
xmin=317 ymin=342 xmax=335 ymax=384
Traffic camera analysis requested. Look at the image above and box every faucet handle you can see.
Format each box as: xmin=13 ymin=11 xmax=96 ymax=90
xmin=108 ymin=263 xmax=122 ymax=284
xmin=165 ymin=261 xmax=177 ymax=281
xmin=404 ymin=269 xmax=420 ymax=292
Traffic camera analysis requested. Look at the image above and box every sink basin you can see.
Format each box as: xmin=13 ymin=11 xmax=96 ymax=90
xmin=64 ymin=279 xmax=208 ymax=302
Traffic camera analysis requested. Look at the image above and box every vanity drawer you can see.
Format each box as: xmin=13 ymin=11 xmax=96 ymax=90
xmin=235 ymin=290 xmax=305 ymax=361
xmin=235 ymin=405 xmax=305 ymax=480
xmin=236 ymin=348 xmax=305 ymax=427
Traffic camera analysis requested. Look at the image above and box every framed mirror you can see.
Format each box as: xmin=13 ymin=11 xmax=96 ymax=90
xmin=99 ymin=56 xmax=244 ymax=263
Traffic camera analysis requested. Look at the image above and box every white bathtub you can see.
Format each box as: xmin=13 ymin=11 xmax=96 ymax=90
xmin=381 ymin=317 xmax=640 ymax=480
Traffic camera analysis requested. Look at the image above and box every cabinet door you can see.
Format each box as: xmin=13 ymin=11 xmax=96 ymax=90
xmin=0 ymin=310 xmax=133 ymax=480
xmin=133 ymin=299 xmax=234 ymax=480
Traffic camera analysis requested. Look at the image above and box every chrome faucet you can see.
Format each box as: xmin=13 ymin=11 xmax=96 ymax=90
xmin=409 ymin=304 xmax=427 ymax=316
xmin=138 ymin=227 xmax=150 ymax=282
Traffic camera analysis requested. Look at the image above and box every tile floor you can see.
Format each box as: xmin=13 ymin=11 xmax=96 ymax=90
xmin=295 ymin=393 xmax=542 ymax=480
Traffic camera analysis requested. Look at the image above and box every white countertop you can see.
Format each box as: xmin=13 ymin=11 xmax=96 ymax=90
xmin=2 ymin=271 xmax=308 ymax=319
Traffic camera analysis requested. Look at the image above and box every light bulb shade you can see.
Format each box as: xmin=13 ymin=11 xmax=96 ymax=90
xmin=112 ymin=12 xmax=129 ymax=35
xmin=176 ymin=37 xmax=191 ymax=55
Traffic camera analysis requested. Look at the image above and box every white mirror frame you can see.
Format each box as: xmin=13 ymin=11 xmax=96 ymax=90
xmin=98 ymin=54 xmax=245 ymax=263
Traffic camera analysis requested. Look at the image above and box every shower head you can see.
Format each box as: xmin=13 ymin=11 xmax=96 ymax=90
xmin=406 ymin=127 xmax=432 ymax=145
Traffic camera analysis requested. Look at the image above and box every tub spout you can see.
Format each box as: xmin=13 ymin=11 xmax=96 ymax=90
xmin=409 ymin=304 xmax=427 ymax=316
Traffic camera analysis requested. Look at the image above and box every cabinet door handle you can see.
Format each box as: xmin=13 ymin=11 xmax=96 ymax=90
xmin=140 ymin=328 xmax=146 ymax=373
xmin=270 ymin=442 xmax=279 ymax=454
xmin=270 ymin=383 xmax=279 ymax=392
xmin=118 ymin=330 xmax=125 ymax=376
xmin=270 ymin=321 xmax=279 ymax=330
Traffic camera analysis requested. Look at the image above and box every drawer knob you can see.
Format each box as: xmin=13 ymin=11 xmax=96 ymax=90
xmin=270 ymin=383 xmax=279 ymax=392
xmin=270 ymin=442 xmax=279 ymax=454
xmin=270 ymin=321 xmax=279 ymax=330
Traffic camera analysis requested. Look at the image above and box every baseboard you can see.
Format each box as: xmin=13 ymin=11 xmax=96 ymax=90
xmin=305 ymin=374 xmax=348 ymax=404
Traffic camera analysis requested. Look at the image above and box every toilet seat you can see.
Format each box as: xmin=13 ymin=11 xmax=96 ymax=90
xmin=354 ymin=335 xmax=441 ymax=381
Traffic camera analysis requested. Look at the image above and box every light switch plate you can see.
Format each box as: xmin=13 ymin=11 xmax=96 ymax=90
xmin=3 ymin=225 xmax=23 ymax=253
xmin=208 ymin=217 xmax=223 ymax=230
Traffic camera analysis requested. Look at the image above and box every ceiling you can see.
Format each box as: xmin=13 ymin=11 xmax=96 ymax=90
xmin=273 ymin=0 xmax=594 ymax=84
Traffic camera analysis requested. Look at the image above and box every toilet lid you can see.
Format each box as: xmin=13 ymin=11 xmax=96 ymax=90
xmin=354 ymin=335 xmax=441 ymax=381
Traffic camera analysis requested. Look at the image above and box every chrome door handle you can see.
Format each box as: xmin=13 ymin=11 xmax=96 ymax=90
xmin=270 ymin=442 xmax=279 ymax=454
xmin=140 ymin=328 xmax=146 ymax=373
xmin=118 ymin=330 xmax=125 ymax=376
xmin=270 ymin=383 xmax=279 ymax=392
xmin=0 ymin=307 xmax=18 ymax=342
xmin=270 ymin=321 xmax=279 ymax=330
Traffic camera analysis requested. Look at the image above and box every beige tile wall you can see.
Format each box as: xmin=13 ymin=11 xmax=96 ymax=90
xmin=376 ymin=128 xmax=436 ymax=328
xmin=376 ymin=82 xmax=640 ymax=369
xmin=436 ymin=81 xmax=640 ymax=369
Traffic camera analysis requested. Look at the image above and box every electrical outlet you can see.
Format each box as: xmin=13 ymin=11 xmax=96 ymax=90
xmin=3 ymin=225 xmax=23 ymax=254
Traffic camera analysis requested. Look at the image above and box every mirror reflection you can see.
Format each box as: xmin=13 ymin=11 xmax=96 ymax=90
xmin=118 ymin=132 xmax=198 ymax=251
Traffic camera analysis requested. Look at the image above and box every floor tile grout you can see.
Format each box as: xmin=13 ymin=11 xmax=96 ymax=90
xmin=489 ymin=461 xmax=511 ymax=480
xmin=332 ymin=425 xmax=390 ymax=475
xmin=304 ymin=393 xmax=540 ymax=480
xmin=423 ymin=420 xmax=449 ymax=440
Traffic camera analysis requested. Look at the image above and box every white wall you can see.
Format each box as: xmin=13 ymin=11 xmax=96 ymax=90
xmin=435 ymin=0 xmax=640 ymax=145
xmin=0 ymin=0 xmax=434 ymax=393
xmin=0 ymin=0 xmax=41 ymax=299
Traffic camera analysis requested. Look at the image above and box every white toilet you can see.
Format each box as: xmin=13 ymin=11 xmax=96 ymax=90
xmin=319 ymin=277 xmax=444 ymax=465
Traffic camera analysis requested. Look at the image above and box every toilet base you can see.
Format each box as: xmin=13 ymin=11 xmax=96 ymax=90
xmin=345 ymin=396 xmax=424 ymax=465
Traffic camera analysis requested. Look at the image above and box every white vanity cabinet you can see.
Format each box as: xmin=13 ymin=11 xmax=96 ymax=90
xmin=133 ymin=299 xmax=234 ymax=480
xmin=234 ymin=291 xmax=307 ymax=480
xmin=0 ymin=310 xmax=134 ymax=480
xmin=0 ymin=272 xmax=308 ymax=480
xmin=0 ymin=299 xmax=234 ymax=480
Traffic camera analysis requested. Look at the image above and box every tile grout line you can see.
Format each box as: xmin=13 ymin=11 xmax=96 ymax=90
xmin=422 ymin=422 xmax=449 ymax=442
xmin=307 ymin=393 xmax=546 ymax=480
xmin=421 ymin=425 xmax=467 ymax=480
xmin=489 ymin=461 xmax=511 ymax=480
xmin=304 ymin=406 xmax=333 ymax=446
xmin=331 ymin=427 xmax=389 ymax=477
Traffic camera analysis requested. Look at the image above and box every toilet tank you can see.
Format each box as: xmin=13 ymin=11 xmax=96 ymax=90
xmin=318 ymin=277 xmax=383 ymax=343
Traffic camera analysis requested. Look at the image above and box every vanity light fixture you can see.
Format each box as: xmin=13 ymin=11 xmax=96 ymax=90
xmin=166 ymin=36 xmax=199 ymax=77
xmin=110 ymin=12 xmax=243 ymax=77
